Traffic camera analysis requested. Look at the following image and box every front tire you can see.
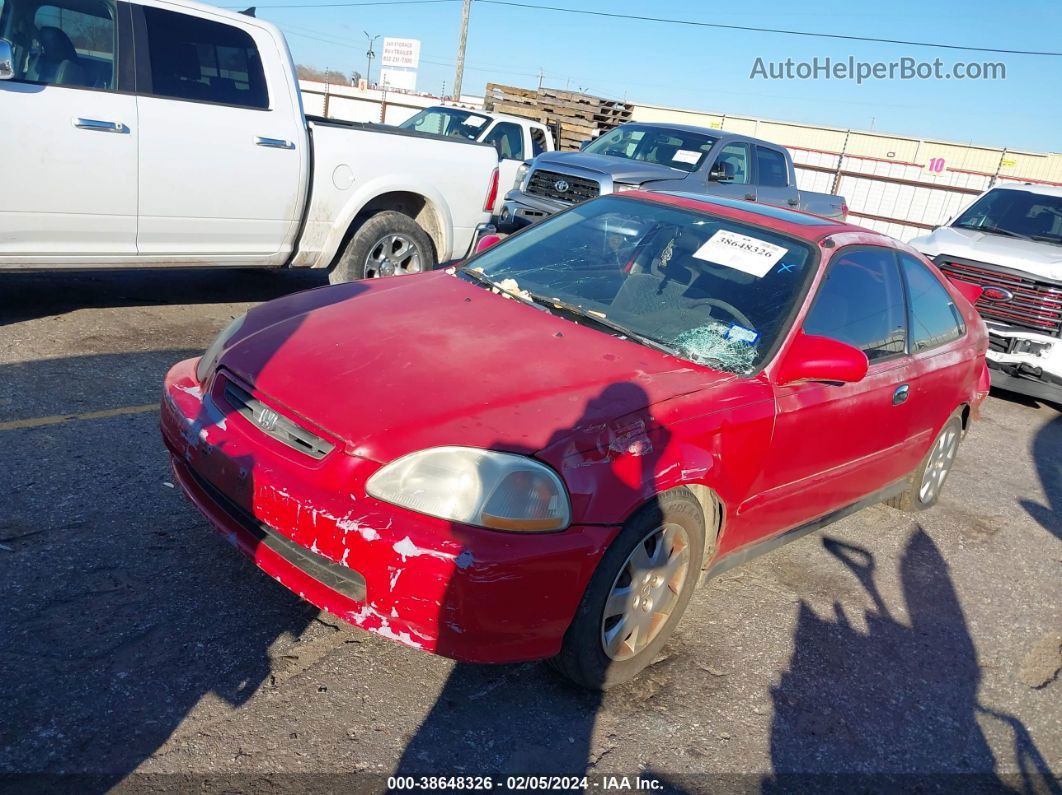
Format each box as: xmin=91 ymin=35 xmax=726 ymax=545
xmin=886 ymin=414 xmax=962 ymax=512
xmin=328 ymin=211 xmax=435 ymax=284
xmin=551 ymin=488 xmax=706 ymax=690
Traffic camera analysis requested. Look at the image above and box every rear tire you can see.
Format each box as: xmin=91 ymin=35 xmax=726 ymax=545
xmin=886 ymin=414 xmax=962 ymax=512
xmin=328 ymin=211 xmax=435 ymax=284
xmin=550 ymin=488 xmax=706 ymax=690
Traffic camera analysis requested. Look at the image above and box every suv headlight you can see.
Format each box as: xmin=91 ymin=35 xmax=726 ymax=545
xmin=366 ymin=446 xmax=571 ymax=532
xmin=195 ymin=314 xmax=246 ymax=383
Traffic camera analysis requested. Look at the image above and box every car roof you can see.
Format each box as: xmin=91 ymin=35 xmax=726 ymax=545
xmin=619 ymin=121 xmax=728 ymax=137
xmin=625 ymin=191 xmax=879 ymax=244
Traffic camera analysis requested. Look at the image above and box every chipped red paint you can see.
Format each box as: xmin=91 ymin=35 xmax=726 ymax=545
xmin=161 ymin=193 xmax=988 ymax=663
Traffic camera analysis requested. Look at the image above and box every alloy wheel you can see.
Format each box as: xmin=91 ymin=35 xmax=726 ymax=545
xmin=919 ymin=424 xmax=959 ymax=503
xmin=364 ymin=233 xmax=423 ymax=278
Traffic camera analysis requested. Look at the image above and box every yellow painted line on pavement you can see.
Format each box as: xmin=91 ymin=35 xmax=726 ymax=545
xmin=0 ymin=403 xmax=159 ymax=431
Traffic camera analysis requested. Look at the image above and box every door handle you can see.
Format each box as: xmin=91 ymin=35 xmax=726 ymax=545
xmin=256 ymin=136 xmax=295 ymax=150
xmin=787 ymin=198 xmax=800 ymax=207
xmin=73 ymin=118 xmax=128 ymax=133
xmin=744 ymin=193 xmax=755 ymax=201
xmin=892 ymin=384 xmax=910 ymax=405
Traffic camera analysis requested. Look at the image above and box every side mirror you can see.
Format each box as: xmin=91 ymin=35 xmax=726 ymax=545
xmin=708 ymin=162 xmax=734 ymax=183
xmin=776 ymin=332 xmax=868 ymax=386
xmin=0 ymin=39 xmax=13 ymax=80
xmin=475 ymin=234 xmax=503 ymax=254
xmin=579 ymin=139 xmax=592 ymax=151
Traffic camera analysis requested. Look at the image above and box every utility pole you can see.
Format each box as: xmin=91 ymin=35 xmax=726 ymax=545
xmin=537 ymin=67 xmax=543 ymax=90
xmin=364 ymin=31 xmax=380 ymax=86
xmin=452 ymin=0 xmax=471 ymax=101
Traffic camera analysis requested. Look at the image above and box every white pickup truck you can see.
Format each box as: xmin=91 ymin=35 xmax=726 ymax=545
xmin=399 ymin=105 xmax=556 ymax=215
xmin=0 ymin=0 xmax=499 ymax=281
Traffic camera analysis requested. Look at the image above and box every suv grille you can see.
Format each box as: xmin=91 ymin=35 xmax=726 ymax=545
xmin=223 ymin=381 xmax=335 ymax=460
xmin=526 ymin=169 xmax=600 ymax=204
xmin=936 ymin=258 xmax=1062 ymax=337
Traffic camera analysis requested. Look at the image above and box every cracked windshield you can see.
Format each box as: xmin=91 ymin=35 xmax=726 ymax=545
xmin=463 ymin=196 xmax=815 ymax=373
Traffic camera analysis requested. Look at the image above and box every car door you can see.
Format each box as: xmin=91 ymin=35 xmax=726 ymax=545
xmin=753 ymin=145 xmax=799 ymax=210
xmin=703 ymin=141 xmax=756 ymax=203
xmin=743 ymin=246 xmax=918 ymax=537
xmin=132 ymin=3 xmax=304 ymax=260
xmin=897 ymin=252 xmax=972 ymax=448
xmin=0 ymin=0 xmax=136 ymax=258
xmin=483 ymin=121 xmax=525 ymax=215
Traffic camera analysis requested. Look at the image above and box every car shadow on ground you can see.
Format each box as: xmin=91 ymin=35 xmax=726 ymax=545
xmin=0 ymin=268 xmax=329 ymax=327
xmin=763 ymin=529 xmax=1058 ymax=793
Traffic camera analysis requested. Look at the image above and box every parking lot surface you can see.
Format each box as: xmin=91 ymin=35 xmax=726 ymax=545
xmin=1 ymin=269 xmax=1059 ymax=790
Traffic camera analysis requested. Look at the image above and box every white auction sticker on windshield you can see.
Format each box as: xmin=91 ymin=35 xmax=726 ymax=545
xmin=672 ymin=149 xmax=701 ymax=165
xmin=692 ymin=230 xmax=788 ymax=278
xmin=464 ymin=116 xmax=488 ymax=128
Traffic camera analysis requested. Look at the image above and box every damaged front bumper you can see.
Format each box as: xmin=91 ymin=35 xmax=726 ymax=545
xmin=985 ymin=324 xmax=1062 ymax=403
xmin=160 ymin=358 xmax=615 ymax=663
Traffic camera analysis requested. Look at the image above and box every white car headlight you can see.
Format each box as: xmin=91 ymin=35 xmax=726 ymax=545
xmin=366 ymin=446 xmax=571 ymax=532
xmin=196 ymin=313 xmax=246 ymax=383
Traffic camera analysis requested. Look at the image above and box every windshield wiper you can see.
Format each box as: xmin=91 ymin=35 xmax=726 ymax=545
xmin=527 ymin=292 xmax=682 ymax=358
xmin=954 ymin=223 xmax=1032 ymax=241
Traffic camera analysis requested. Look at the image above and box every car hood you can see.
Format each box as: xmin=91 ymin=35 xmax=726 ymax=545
xmin=533 ymin=152 xmax=684 ymax=185
xmin=218 ymin=272 xmax=732 ymax=463
xmin=910 ymin=225 xmax=1062 ymax=282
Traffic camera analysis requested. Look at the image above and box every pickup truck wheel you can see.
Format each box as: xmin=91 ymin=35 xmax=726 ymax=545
xmin=550 ymin=488 xmax=705 ymax=690
xmin=886 ymin=414 xmax=962 ymax=512
xmin=329 ymin=211 xmax=435 ymax=283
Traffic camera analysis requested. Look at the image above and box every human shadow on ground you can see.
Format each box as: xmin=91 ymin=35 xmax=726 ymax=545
xmin=764 ymin=528 xmax=1058 ymax=793
xmin=1019 ymin=412 xmax=1062 ymax=542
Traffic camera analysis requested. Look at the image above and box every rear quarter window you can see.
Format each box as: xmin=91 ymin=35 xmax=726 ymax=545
xmin=899 ymin=254 xmax=965 ymax=351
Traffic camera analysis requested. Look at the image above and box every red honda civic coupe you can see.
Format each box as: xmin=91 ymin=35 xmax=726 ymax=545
xmin=161 ymin=192 xmax=990 ymax=688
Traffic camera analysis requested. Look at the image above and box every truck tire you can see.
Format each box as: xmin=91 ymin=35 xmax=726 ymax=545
xmin=885 ymin=414 xmax=963 ymax=512
xmin=329 ymin=211 xmax=435 ymax=284
xmin=550 ymin=487 xmax=705 ymax=690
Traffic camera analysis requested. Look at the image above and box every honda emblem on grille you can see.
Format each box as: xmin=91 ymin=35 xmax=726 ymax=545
xmin=554 ymin=179 xmax=570 ymax=194
xmin=981 ymin=286 xmax=1014 ymax=303
xmin=256 ymin=407 xmax=279 ymax=432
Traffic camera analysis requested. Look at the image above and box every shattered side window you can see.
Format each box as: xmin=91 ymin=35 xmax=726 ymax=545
xmin=463 ymin=196 xmax=816 ymax=373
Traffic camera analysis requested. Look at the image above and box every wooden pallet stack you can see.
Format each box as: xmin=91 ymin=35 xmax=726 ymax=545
xmin=484 ymin=84 xmax=634 ymax=151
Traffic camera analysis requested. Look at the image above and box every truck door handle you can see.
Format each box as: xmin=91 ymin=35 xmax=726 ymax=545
xmin=74 ymin=118 xmax=128 ymax=133
xmin=787 ymin=198 xmax=799 ymax=206
xmin=256 ymin=136 xmax=295 ymax=150
xmin=744 ymin=193 xmax=755 ymax=201
xmin=892 ymin=384 xmax=910 ymax=405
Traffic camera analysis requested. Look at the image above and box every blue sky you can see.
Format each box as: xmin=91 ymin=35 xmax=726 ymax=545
xmin=255 ymin=0 xmax=1061 ymax=153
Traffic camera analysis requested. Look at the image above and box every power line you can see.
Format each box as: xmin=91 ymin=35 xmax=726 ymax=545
xmin=474 ymin=0 xmax=1062 ymax=57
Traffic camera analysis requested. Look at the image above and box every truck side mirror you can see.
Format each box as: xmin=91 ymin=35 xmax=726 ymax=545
xmin=708 ymin=162 xmax=735 ymax=183
xmin=0 ymin=39 xmax=14 ymax=80
xmin=579 ymin=139 xmax=591 ymax=151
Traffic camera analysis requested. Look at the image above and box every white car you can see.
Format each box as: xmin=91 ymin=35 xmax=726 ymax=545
xmin=0 ymin=0 xmax=499 ymax=281
xmin=910 ymin=182 xmax=1062 ymax=404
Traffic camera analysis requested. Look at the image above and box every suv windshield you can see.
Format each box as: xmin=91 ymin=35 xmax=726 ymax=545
xmin=399 ymin=107 xmax=492 ymax=141
xmin=583 ymin=125 xmax=718 ymax=173
xmin=952 ymin=188 xmax=1062 ymax=245
xmin=461 ymin=196 xmax=816 ymax=373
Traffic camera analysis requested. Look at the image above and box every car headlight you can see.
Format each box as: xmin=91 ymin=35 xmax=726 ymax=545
xmin=195 ymin=314 xmax=246 ymax=383
xmin=366 ymin=446 xmax=571 ymax=532
xmin=614 ymin=182 xmax=642 ymax=192
xmin=514 ymin=162 xmax=531 ymax=190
